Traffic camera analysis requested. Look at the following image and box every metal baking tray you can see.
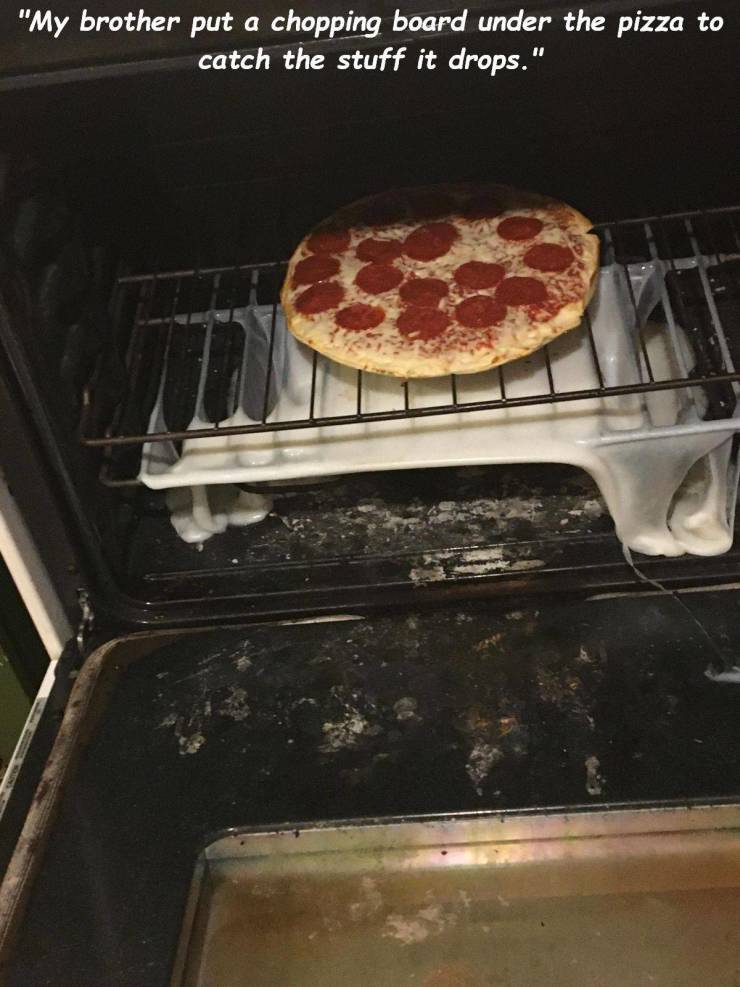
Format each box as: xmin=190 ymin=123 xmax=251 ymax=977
xmin=173 ymin=805 xmax=740 ymax=987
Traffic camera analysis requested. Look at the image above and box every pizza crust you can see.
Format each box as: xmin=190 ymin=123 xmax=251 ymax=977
xmin=281 ymin=184 xmax=599 ymax=378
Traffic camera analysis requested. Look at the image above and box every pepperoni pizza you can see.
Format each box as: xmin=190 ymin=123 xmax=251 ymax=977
xmin=281 ymin=185 xmax=599 ymax=378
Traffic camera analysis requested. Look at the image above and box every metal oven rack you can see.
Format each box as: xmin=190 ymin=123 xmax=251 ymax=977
xmin=79 ymin=207 xmax=740 ymax=485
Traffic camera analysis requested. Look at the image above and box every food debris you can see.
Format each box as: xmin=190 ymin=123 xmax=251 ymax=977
xmin=393 ymin=697 xmax=420 ymax=722
xmin=349 ymin=877 xmax=384 ymax=922
xmin=498 ymin=715 xmax=518 ymax=736
xmin=466 ymin=742 xmax=504 ymax=795
xmin=410 ymin=547 xmax=546 ymax=583
xmin=474 ymin=632 xmax=505 ymax=652
xmin=576 ymin=644 xmax=593 ymax=664
xmin=383 ymin=904 xmax=457 ymax=945
xmin=219 ymin=686 xmax=250 ymax=722
xmin=585 ymin=754 xmax=604 ymax=796
xmin=409 ymin=559 xmax=446 ymax=584
xmin=178 ymin=731 xmax=206 ymax=755
xmin=320 ymin=709 xmax=370 ymax=752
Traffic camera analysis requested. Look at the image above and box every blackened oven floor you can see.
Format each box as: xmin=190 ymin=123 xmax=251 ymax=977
xmin=112 ymin=463 xmax=740 ymax=610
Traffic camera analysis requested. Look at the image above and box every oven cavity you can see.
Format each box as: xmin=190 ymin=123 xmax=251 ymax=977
xmin=81 ymin=209 xmax=740 ymax=556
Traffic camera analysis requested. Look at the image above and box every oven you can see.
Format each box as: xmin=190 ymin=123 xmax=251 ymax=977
xmin=1 ymin=1 xmax=739 ymax=983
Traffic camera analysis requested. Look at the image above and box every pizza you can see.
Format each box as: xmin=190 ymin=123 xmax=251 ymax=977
xmin=281 ymin=184 xmax=599 ymax=378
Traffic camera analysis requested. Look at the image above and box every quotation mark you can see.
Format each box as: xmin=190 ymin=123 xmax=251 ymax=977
xmin=18 ymin=8 xmax=31 ymax=18
xmin=532 ymin=46 xmax=545 ymax=57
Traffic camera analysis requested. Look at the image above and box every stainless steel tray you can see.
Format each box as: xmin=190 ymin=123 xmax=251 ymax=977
xmin=173 ymin=805 xmax=740 ymax=987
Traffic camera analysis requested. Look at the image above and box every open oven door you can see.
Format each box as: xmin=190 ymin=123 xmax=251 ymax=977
xmin=1 ymin=592 xmax=740 ymax=985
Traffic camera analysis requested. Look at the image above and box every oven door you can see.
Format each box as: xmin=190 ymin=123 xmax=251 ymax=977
xmin=1 ymin=595 xmax=740 ymax=985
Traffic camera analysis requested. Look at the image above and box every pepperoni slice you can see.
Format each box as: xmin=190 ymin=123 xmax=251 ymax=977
xmin=355 ymin=263 xmax=404 ymax=295
xmin=356 ymin=237 xmax=403 ymax=263
xmin=497 ymin=216 xmax=544 ymax=241
xmin=454 ymin=261 xmax=506 ymax=290
xmin=404 ymin=222 xmax=458 ymax=261
xmin=407 ymin=190 xmax=456 ymax=220
xmin=455 ymin=295 xmax=507 ymax=329
xmin=306 ymin=228 xmax=351 ymax=255
xmin=336 ymin=303 xmax=385 ymax=332
xmin=399 ymin=277 xmax=449 ymax=308
xmin=524 ymin=242 xmax=575 ymax=272
xmin=496 ymin=276 xmax=548 ymax=306
xmin=461 ymin=193 xmax=503 ymax=220
xmin=292 ymin=254 xmax=340 ymax=287
xmin=295 ymin=281 xmax=344 ymax=315
xmin=397 ymin=307 xmax=450 ymax=340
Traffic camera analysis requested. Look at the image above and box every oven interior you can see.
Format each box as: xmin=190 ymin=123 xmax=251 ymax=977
xmin=1 ymin=9 xmax=739 ymax=627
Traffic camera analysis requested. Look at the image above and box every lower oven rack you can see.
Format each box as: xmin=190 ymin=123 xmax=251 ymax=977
xmin=80 ymin=206 xmax=740 ymax=489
